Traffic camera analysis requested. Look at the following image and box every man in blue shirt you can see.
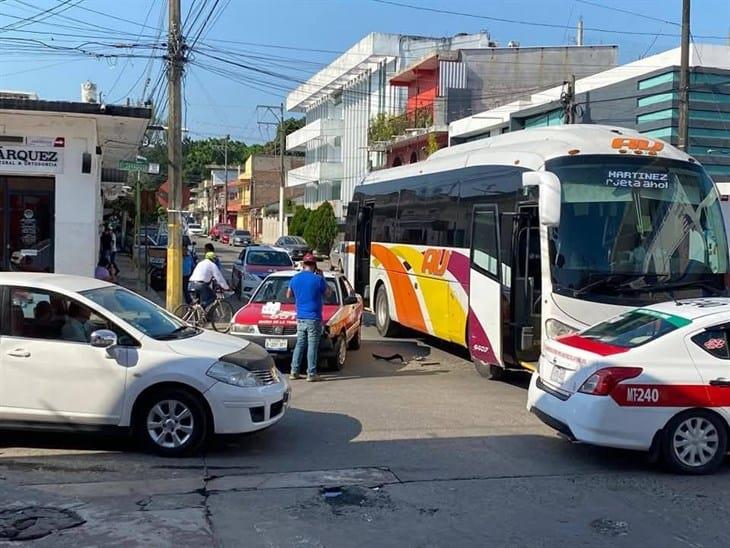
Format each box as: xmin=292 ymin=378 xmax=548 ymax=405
xmin=287 ymin=253 xmax=329 ymax=381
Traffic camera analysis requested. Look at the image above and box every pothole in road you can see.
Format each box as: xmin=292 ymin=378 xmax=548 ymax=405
xmin=590 ymin=518 xmax=629 ymax=537
xmin=318 ymin=486 xmax=394 ymax=516
xmin=0 ymin=507 xmax=85 ymax=541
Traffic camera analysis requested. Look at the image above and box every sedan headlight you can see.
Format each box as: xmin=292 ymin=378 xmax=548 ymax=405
xmin=206 ymin=361 xmax=261 ymax=387
xmin=545 ymin=318 xmax=578 ymax=340
xmin=230 ymin=323 xmax=258 ymax=335
xmin=243 ymin=271 xmax=260 ymax=282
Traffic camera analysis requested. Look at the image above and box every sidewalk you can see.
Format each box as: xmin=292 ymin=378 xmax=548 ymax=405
xmin=115 ymin=253 xmax=166 ymax=307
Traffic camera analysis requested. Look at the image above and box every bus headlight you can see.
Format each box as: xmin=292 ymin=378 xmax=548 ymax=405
xmin=545 ymin=319 xmax=577 ymax=340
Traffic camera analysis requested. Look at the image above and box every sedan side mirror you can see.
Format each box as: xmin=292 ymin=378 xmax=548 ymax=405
xmin=90 ymin=329 xmax=118 ymax=350
xmin=234 ymin=259 xmax=243 ymax=266
xmin=343 ymin=295 xmax=358 ymax=305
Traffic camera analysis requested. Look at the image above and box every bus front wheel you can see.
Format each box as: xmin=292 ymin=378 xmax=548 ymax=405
xmin=375 ymin=284 xmax=398 ymax=337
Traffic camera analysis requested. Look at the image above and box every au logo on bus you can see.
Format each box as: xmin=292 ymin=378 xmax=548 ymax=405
xmin=611 ymin=137 xmax=664 ymax=154
xmin=422 ymin=248 xmax=451 ymax=276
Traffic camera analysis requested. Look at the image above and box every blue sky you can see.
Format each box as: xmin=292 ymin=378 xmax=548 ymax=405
xmin=1 ymin=0 xmax=728 ymax=144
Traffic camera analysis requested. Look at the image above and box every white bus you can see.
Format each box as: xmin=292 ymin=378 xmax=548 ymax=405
xmin=343 ymin=125 xmax=729 ymax=379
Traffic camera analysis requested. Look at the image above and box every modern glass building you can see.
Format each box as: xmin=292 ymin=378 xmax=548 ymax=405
xmin=449 ymin=44 xmax=730 ymax=185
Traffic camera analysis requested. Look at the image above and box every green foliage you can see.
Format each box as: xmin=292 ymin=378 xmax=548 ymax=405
xmin=289 ymin=205 xmax=311 ymax=237
xmin=303 ymin=202 xmax=337 ymax=253
xmin=368 ymin=108 xmax=433 ymax=143
xmin=425 ymin=133 xmax=440 ymax=156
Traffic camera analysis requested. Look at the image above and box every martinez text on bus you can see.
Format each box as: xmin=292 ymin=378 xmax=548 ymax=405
xmin=343 ymin=125 xmax=729 ymax=379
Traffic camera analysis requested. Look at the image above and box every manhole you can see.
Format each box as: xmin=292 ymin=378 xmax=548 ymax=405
xmin=0 ymin=506 xmax=85 ymax=541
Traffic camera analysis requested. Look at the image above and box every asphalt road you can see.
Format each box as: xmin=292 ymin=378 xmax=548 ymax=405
xmin=1 ymin=238 xmax=729 ymax=546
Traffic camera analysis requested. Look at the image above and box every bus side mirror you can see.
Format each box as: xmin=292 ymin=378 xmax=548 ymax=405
xmin=522 ymin=171 xmax=561 ymax=227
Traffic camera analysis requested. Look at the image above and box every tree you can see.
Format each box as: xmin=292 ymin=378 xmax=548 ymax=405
xmin=303 ymin=202 xmax=337 ymax=253
xmin=289 ymin=205 xmax=311 ymax=236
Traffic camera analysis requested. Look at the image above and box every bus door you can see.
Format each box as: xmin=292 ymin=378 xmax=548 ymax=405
xmin=468 ymin=205 xmax=503 ymax=367
xmin=354 ymin=202 xmax=373 ymax=301
xmin=512 ymin=204 xmax=542 ymax=366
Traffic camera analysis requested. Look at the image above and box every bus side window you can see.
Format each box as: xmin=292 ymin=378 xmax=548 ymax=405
xmin=472 ymin=209 xmax=500 ymax=278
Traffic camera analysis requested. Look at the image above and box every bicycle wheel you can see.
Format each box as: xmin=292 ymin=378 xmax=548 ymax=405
xmin=208 ymin=300 xmax=234 ymax=332
xmin=175 ymin=304 xmax=204 ymax=327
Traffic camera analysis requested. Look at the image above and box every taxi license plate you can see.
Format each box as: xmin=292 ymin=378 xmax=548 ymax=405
xmin=265 ymin=338 xmax=288 ymax=351
xmin=550 ymin=365 xmax=568 ymax=384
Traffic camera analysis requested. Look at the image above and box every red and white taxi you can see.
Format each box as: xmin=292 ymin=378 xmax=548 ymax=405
xmin=230 ymin=270 xmax=363 ymax=370
xmin=528 ymin=298 xmax=730 ymax=474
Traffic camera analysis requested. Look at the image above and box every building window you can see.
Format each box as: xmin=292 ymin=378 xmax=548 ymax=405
xmin=410 ymin=151 xmax=418 ymax=164
xmin=638 ymin=72 xmax=675 ymax=90
xmin=641 ymin=127 xmax=676 ymax=140
xmin=334 ymin=136 xmax=342 ymax=147
xmin=393 ymin=156 xmax=403 ymax=167
xmin=690 ymin=110 xmax=730 ymax=123
xmin=689 ymin=146 xmax=730 ymax=156
xmin=691 ymin=73 xmax=730 ymax=86
xmin=637 ymin=92 xmax=675 ymax=108
xmin=691 ymin=128 xmax=730 ymax=139
xmin=332 ymin=180 xmax=341 ymax=200
xmin=692 ymin=91 xmax=730 ymax=104
xmin=705 ymin=165 xmax=730 ymax=178
xmin=636 ymin=108 xmax=676 ymax=124
xmin=523 ymin=108 xmax=563 ymax=129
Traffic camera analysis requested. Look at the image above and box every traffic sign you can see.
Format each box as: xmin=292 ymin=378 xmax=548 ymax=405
xmin=119 ymin=160 xmax=160 ymax=174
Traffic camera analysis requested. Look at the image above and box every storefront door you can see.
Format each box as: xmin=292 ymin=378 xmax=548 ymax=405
xmin=0 ymin=177 xmax=55 ymax=272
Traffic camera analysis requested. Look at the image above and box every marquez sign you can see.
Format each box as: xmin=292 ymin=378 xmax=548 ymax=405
xmin=0 ymin=145 xmax=64 ymax=174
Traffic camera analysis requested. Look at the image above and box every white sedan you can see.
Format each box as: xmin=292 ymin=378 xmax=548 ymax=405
xmin=0 ymin=273 xmax=289 ymax=457
xmin=528 ymin=298 xmax=730 ymax=474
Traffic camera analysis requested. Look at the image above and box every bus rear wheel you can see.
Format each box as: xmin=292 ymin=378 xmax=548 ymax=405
xmin=375 ymin=284 xmax=398 ymax=337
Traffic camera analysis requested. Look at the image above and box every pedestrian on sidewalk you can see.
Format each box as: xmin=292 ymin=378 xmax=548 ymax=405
xmin=99 ymin=225 xmax=113 ymax=263
xmin=182 ymin=247 xmax=194 ymax=304
xmin=287 ymin=253 xmax=329 ymax=382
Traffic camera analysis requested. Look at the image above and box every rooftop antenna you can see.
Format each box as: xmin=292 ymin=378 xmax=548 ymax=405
xmin=576 ymin=16 xmax=584 ymax=46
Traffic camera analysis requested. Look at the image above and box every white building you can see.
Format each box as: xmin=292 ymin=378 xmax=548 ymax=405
xmin=0 ymin=95 xmax=151 ymax=276
xmin=285 ymin=32 xmax=497 ymax=218
xmin=285 ymin=32 xmax=618 ymax=218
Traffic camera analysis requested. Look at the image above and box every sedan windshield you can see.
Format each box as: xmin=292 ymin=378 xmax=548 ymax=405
xmin=81 ymin=286 xmax=198 ymax=340
xmin=246 ymin=250 xmax=293 ymax=266
xmin=251 ymin=277 xmax=339 ymax=305
xmin=547 ymin=155 xmax=729 ymax=299
xmin=581 ymin=309 xmax=690 ymax=348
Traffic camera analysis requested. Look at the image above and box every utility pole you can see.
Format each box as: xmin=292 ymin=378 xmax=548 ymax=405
xmin=279 ymin=103 xmax=285 ymax=238
xmin=677 ymin=0 xmax=691 ymax=151
xmin=223 ymin=134 xmax=229 ymax=225
xmin=165 ymin=0 xmax=184 ymax=311
xmin=257 ymin=104 xmax=287 ymax=237
xmin=135 ymin=170 xmax=142 ymax=288
xmin=576 ymin=16 xmax=584 ymax=46
xmin=561 ymin=75 xmax=576 ymax=124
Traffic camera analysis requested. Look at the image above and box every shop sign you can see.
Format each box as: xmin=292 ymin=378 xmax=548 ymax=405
xmin=0 ymin=145 xmax=64 ymax=174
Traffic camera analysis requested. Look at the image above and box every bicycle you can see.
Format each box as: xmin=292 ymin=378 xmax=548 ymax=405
xmin=174 ymin=284 xmax=234 ymax=333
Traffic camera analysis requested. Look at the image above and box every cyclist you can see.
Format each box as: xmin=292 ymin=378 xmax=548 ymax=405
xmin=188 ymin=251 xmax=229 ymax=308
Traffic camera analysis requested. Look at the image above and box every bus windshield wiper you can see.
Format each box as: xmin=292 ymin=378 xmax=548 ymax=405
xmin=573 ymin=274 xmax=636 ymax=296
xmin=629 ymin=279 xmax=726 ymax=297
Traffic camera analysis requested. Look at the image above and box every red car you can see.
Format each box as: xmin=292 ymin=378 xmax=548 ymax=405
xmin=230 ymin=270 xmax=363 ymax=370
xmin=210 ymin=223 xmax=233 ymax=241
xmin=219 ymin=227 xmax=235 ymax=244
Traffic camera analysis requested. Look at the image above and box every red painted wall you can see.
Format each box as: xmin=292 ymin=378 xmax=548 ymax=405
xmin=405 ymin=69 xmax=438 ymax=116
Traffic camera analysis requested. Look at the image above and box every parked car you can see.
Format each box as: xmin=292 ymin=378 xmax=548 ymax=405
xmin=0 ymin=273 xmax=289 ymax=456
xmin=528 ymin=297 xmax=730 ymax=474
xmin=329 ymin=241 xmax=347 ymax=271
xmin=219 ymin=227 xmax=235 ymax=245
xmin=147 ymin=234 xmax=197 ymax=291
xmin=230 ymin=246 xmax=294 ymax=301
xmin=187 ymin=223 xmax=203 ymax=236
xmin=210 ymin=223 xmax=233 ymax=241
xmin=274 ymin=236 xmax=311 ymax=261
xmin=230 ymin=229 xmax=252 ymax=247
xmin=231 ymin=270 xmax=363 ymax=370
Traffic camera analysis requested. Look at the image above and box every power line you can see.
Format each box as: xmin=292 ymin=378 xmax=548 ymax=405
xmin=572 ymin=0 xmax=680 ymax=26
xmin=369 ymin=0 xmax=726 ymax=39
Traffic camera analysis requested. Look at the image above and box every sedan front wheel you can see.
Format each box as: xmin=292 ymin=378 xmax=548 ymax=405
xmin=137 ymin=388 xmax=209 ymax=457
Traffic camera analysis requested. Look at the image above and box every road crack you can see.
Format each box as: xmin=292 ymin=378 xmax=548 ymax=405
xmin=200 ymin=455 xmax=220 ymax=548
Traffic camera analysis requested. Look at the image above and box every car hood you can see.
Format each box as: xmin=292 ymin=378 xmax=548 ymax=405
xmin=166 ymin=328 xmax=250 ymax=358
xmin=246 ymin=264 xmax=292 ymax=277
xmin=233 ymin=302 xmax=340 ymax=326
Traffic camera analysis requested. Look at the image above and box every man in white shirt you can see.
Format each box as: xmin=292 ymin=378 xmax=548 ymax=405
xmin=188 ymin=251 xmax=229 ymax=307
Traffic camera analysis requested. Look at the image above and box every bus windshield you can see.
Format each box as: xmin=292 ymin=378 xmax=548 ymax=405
xmin=546 ymin=155 xmax=729 ymax=300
